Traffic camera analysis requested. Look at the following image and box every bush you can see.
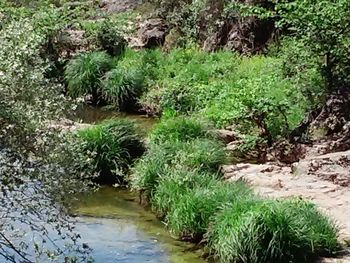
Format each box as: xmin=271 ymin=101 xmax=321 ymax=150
xmin=65 ymin=51 xmax=112 ymax=100
xmin=206 ymin=199 xmax=339 ymax=263
xmin=165 ymin=181 xmax=252 ymax=240
xmin=149 ymin=116 xmax=211 ymax=144
xmin=101 ymin=67 xmax=144 ymax=111
xmin=77 ymin=119 xmax=145 ymax=184
xmin=96 ymin=19 xmax=127 ymax=57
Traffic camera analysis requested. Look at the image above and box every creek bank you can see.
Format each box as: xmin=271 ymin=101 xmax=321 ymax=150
xmin=223 ymin=149 xmax=350 ymax=243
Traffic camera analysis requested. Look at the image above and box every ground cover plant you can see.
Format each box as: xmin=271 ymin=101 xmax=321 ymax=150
xmin=77 ymin=119 xmax=145 ymax=184
xmin=65 ymin=51 xmax=112 ymax=101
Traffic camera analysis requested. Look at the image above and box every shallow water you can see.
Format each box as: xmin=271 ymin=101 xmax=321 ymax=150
xmin=75 ymin=187 xmax=206 ymax=263
xmin=72 ymin=104 xmax=157 ymax=132
xmin=72 ymin=106 xmax=205 ymax=262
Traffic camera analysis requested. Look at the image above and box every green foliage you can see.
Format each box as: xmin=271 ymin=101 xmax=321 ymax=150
xmin=177 ymin=138 xmax=226 ymax=172
xmin=276 ymin=0 xmax=350 ymax=88
xmin=272 ymin=38 xmax=325 ymax=107
xmin=130 ymin=142 xmax=180 ymax=198
xmin=207 ymin=199 xmax=339 ymax=263
xmin=96 ymin=19 xmax=127 ymax=57
xmin=139 ymin=47 xmax=308 ymax=139
xmin=101 ymin=67 xmax=144 ymax=110
xmin=165 ymin=181 xmax=251 ymax=240
xmin=130 ymin=137 xmax=225 ymax=198
xmin=77 ymin=119 xmax=144 ymax=184
xmin=149 ymin=116 xmax=210 ymax=144
xmin=65 ymin=51 xmax=112 ymax=99
xmin=152 ymin=166 xmax=219 ymax=216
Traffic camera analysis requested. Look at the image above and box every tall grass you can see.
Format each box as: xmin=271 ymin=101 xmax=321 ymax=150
xmin=149 ymin=116 xmax=211 ymax=144
xmin=130 ymin=137 xmax=225 ymax=199
xmin=164 ymin=181 xmax=251 ymax=240
xmin=101 ymin=67 xmax=144 ymax=110
xmin=152 ymin=167 xmax=220 ymax=216
xmin=77 ymin=119 xmax=144 ymax=184
xmin=65 ymin=51 xmax=112 ymax=99
xmin=129 ymin=142 xmax=181 ymax=198
xmin=206 ymin=199 xmax=339 ymax=263
xmin=129 ymin=112 xmax=339 ymax=262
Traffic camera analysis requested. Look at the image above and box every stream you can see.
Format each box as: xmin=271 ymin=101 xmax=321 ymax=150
xmin=72 ymin=105 xmax=206 ymax=263
xmin=75 ymin=188 xmax=205 ymax=263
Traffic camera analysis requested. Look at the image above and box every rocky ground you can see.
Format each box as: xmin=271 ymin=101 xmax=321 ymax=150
xmin=99 ymin=0 xmax=142 ymax=13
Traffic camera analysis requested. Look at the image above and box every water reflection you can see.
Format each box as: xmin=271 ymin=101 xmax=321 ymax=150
xmin=76 ymin=187 xmax=206 ymax=263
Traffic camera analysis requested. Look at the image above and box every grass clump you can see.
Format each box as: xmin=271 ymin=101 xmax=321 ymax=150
xmin=130 ymin=137 xmax=225 ymax=199
xmin=65 ymin=51 xmax=112 ymax=100
xmin=101 ymin=67 xmax=144 ymax=111
xmin=77 ymin=119 xmax=144 ymax=184
xmin=149 ymin=116 xmax=211 ymax=144
xmin=165 ymin=181 xmax=251 ymax=241
xmin=129 ymin=142 xmax=181 ymax=198
xmin=206 ymin=199 xmax=339 ymax=263
xmin=152 ymin=167 xmax=220 ymax=216
xmin=176 ymin=138 xmax=226 ymax=172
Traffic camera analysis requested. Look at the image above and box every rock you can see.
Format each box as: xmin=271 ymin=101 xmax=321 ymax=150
xmin=99 ymin=0 xmax=141 ymax=13
xmin=269 ymin=140 xmax=307 ymax=164
xmin=215 ymin=129 xmax=239 ymax=144
xmin=51 ymin=28 xmax=89 ymax=59
xmin=163 ymin=28 xmax=182 ymax=51
xmin=47 ymin=118 xmax=91 ymax=132
xmin=136 ymin=18 xmax=169 ymax=48
xmin=292 ymin=150 xmax=350 ymax=187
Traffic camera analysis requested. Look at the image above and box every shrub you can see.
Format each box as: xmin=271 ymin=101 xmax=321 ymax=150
xmin=206 ymin=199 xmax=339 ymax=263
xmin=77 ymin=119 xmax=144 ymax=184
xmin=65 ymin=51 xmax=112 ymax=100
xmin=165 ymin=181 xmax=252 ymax=241
xmin=101 ymin=67 xmax=144 ymax=111
xmin=149 ymin=116 xmax=210 ymax=144
xmin=96 ymin=19 xmax=127 ymax=57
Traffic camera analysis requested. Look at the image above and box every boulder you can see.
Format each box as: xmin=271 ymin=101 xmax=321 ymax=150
xmin=215 ymin=129 xmax=239 ymax=144
xmin=292 ymin=150 xmax=350 ymax=187
xmin=99 ymin=0 xmax=141 ymax=13
xmin=136 ymin=19 xmax=169 ymax=48
xmin=51 ymin=28 xmax=89 ymax=59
